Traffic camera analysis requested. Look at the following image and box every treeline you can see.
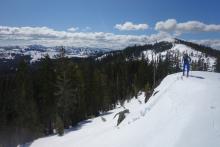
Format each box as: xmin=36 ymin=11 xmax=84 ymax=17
xmin=0 ymin=47 xmax=173 ymax=147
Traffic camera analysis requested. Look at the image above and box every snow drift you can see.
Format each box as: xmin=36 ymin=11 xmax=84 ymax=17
xmin=28 ymin=71 xmax=220 ymax=147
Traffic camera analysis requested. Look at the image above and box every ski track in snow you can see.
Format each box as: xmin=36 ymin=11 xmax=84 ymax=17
xmin=27 ymin=71 xmax=220 ymax=147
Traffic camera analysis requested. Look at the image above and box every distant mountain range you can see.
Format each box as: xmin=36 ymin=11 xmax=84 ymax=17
xmin=1 ymin=38 xmax=220 ymax=72
xmin=0 ymin=45 xmax=112 ymax=63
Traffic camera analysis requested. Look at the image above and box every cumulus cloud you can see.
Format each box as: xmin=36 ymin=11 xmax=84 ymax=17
xmin=0 ymin=26 xmax=65 ymax=38
xmin=115 ymin=22 xmax=149 ymax=31
xmin=0 ymin=25 xmax=171 ymax=49
xmin=82 ymin=26 xmax=91 ymax=31
xmin=192 ymin=39 xmax=220 ymax=50
xmin=67 ymin=27 xmax=79 ymax=32
xmin=155 ymin=19 xmax=220 ymax=34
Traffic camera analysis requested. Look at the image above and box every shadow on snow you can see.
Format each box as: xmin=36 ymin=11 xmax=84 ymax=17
xmin=189 ymin=75 xmax=205 ymax=79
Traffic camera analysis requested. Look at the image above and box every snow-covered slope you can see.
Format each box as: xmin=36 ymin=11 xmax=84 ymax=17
xmin=142 ymin=43 xmax=216 ymax=71
xmin=28 ymin=71 xmax=220 ymax=147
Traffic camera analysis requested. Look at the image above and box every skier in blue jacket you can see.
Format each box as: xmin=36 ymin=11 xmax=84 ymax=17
xmin=182 ymin=53 xmax=191 ymax=77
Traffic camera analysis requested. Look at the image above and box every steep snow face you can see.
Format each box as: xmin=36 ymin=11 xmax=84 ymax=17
xmin=28 ymin=71 xmax=220 ymax=147
xmin=170 ymin=43 xmax=195 ymax=53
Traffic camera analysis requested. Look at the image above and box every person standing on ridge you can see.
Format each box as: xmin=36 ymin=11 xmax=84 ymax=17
xmin=182 ymin=53 xmax=191 ymax=77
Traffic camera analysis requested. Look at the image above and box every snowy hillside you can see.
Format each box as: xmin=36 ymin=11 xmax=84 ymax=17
xmin=142 ymin=43 xmax=216 ymax=71
xmin=28 ymin=71 xmax=220 ymax=147
xmin=96 ymin=41 xmax=217 ymax=71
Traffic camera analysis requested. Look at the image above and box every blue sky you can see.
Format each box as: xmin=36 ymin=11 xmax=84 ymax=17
xmin=0 ymin=0 xmax=220 ymax=49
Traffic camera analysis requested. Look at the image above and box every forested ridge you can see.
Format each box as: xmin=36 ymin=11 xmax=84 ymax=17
xmin=1 ymin=40 xmax=220 ymax=147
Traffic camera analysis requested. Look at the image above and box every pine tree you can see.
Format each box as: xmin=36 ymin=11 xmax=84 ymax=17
xmin=14 ymin=59 xmax=40 ymax=144
xmin=55 ymin=47 xmax=77 ymax=127
xmin=55 ymin=69 xmax=76 ymax=126
xmin=55 ymin=115 xmax=64 ymax=136
xmin=36 ymin=55 xmax=56 ymax=135
xmin=144 ymin=83 xmax=152 ymax=103
xmin=215 ymin=56 xmax=220 ymax=72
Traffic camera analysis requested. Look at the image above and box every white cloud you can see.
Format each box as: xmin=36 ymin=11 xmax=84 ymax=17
xmin=0 ymin=25 xmax=171 ymax=49
xmin=0 ymin=26 xmax=65 ymax=38
xmin=155 ymin=19 xmax=177 ymax=32
xmin=83 ymin=26 xmax=91 ymax=31
xmin=115 ymin=22 xmax=149 ymax=31
xmin=67 ymin=27 xmax=79 ymax=32
xmin=192 ymin=39 xmax=220 ymax=50
xmin=2 ymin=25 xmax=218 ymax=50
xmin=155 ymin=19 xmax=220 ymax=34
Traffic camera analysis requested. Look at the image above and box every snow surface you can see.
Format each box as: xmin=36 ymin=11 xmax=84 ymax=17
xmin=28 ymin=71 xmax=220 ymax=147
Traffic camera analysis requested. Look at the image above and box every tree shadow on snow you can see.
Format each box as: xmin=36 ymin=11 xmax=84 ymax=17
xmin=19 ymin=120 xmax=93 ymax=146
xmin=189 ymin=75 xmax=205 ymax=79
xmin=65 ymin=120 xmax=93 ymax=135
xmin=100 ymin=111 xmax=114 ymax=116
